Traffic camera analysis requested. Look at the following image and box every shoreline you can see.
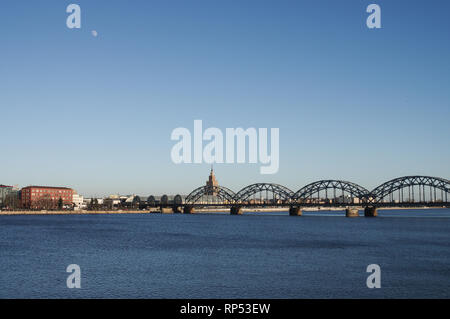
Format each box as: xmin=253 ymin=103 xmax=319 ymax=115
xmin=1 ymin=206 xmax=448 ymax=216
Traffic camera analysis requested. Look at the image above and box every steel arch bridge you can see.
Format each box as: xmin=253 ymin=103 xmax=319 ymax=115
xmin=234 ymin=183 xmax=294 ymax=203
xmin=185 ymin=185 xmax=237 ymax=205
xmin=164 ymin=175 xmax=449 ymax=209
xmin=292 ymin=180 xmax=370 ymax=202
xmin=368 ymin=176 xmax=450 ymax=203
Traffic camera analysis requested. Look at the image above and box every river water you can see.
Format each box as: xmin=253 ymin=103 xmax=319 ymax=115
xmin=1 ymin=209 xmax=449 ymax=298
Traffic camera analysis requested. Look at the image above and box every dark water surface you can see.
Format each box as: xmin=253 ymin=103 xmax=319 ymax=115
xmin=1 ymin=209 xmax=449 ymax=298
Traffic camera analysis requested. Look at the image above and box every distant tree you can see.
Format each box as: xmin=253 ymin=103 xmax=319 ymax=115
xmin=88 ymin=198 xmax=100 ymax=211
xmin=3 ymin=193 xmax=21 ymax=210
xmin=58 ymin=197 xmax=63 ymax=210
xmin=35 ymin=194 xmax=55 ymax=210
xmin=87 ymin=199 xmax=93 ymax=211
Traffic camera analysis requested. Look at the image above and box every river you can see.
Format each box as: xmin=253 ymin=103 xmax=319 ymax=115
xmin=1 ymin=209 xmax=449 ymax=298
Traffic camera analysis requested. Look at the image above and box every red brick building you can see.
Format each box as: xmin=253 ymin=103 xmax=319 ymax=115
xmin=21 ymin=186 xmax=74 ymax=209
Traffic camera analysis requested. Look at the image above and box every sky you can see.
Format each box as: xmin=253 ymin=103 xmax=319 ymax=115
xmin=1 ymin=0 xmax=449 ymax=197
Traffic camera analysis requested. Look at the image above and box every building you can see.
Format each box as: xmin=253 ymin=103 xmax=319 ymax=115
xmin=83 ymin=198 xmax=103 ymax=208
xmin=84 ymin=198 xmax=105 ymax=207
xmin=333 ymin=195 xmax=361 ymax=204
xmin=122 ymin=195 xmax=142 ymax=208
xmin=72 ymin=192 xmax=84 ymax=210
xmin=0 ymin=185 xmax=19 ymax=208
xmin=21 ymin=186 xmax=74 ymax=209
xmin=205 ymin=167 xmax=219 ymax=195
xmin=0 ymin=185 xmax=13 ymax=206
xmin=103 ymin=194 xmax=125 ymax=208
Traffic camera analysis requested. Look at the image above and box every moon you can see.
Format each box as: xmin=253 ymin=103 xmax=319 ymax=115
xmin=91 ymin=30 xmax=98 ymax=37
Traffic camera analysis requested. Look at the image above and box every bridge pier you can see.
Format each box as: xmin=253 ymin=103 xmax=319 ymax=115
xmin=364 ymin=206 xmax=378 ymax=217
xmin=172 ymin=206 xmax=182 ymax=214
xmin=345 ymin=208 xmax=359 ymax=217
xmin=289 ymin=206 xmax=302 ymax=216
xmin=160 ymin=207 xmax=173 ymax=214
xmin=230 ymin=206 xmax=243 ymax=215
xmin=183 ymin=206 xmax=195 ymax=214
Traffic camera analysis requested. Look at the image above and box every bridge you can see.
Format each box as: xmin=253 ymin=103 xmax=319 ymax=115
xmin=143 ymin=176 xmax=449 ymax=217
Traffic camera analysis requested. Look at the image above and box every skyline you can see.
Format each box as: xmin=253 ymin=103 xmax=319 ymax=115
xmin=4 ymin=171 xmax=450 ymax=200
xmin=1 ymin=0 xmax=450 ymax=197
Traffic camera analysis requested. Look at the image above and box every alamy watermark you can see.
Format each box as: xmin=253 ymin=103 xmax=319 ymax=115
xmin=170 ymin=120 xmax=279 ymax=174
xmin=66 ymin=4 xmax=81 ymax=29
xmin=66 ymin=264 xmax=81 ymax=289
xmin=366 ymin=264 xmax=381 ymax=288
xmin=366 ymin=4 xmax=381 ymax=29
xmin=66 ymin=4 xmax=98 ymax=37
xmin=64 ymin=3 xmax=380 ymax=38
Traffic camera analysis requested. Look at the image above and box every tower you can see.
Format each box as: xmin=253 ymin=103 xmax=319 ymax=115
xmin=205 ymin=166 xmax=219 ymax=195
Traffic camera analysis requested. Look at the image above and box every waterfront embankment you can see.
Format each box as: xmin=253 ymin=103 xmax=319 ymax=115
xmin=0 ymin=210 xmax=148 ymax=215
xmin=1 ymin=206 xmax=446 ymax=215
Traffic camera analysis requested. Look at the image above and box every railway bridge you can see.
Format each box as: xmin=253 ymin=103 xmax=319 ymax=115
xmin=144 ymin=175 xmax=449 ymax=217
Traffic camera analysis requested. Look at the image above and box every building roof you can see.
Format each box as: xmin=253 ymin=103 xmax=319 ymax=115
xmin=22 ymin=186 xmax=73 ymax=190
xmin=0 ymin=185 xmax=13 ymax=188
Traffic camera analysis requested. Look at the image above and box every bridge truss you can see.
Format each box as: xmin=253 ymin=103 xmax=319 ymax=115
xmin=185 ymin=185 xmax=236 ymax=205
xmin=147 ymin=175 xmax=449 ymax=208
xmin=234 ymin=183 xmax=294 ymax=204
xmin=292 ymin=180 xmax=369 ymax=204
xmin=368 ymin=176 xmax=450 ymax=204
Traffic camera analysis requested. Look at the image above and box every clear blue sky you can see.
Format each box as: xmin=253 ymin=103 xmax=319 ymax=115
xmin=1 ymin=0 xmax=449 ymax=197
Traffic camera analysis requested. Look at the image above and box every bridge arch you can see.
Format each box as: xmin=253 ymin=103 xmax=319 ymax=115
xmin=160 ymin=195 xmax=169 ymax=207
xmin=292 ymin=180 xmax=369 ymax=203
xmin=234 ymin=183 xmax=294 ymax=203
xmin=147 ymin=195 xmax=156 ymax=207
xmin=185 ymin=185 xmax=236 ymax=205
xmin=173 ymin=194 xmax=183 ymax=206
xmin=369 ymin=176 xmax=450 ymax=203
xmin=133 ymin=195 xmax=141 ymax=204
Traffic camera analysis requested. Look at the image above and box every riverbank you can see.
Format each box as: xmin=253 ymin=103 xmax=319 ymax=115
xmin=0 ymin=210 xmax=147 ymax=215
xmin=1 ymin=206 xmax=448 ymax=215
